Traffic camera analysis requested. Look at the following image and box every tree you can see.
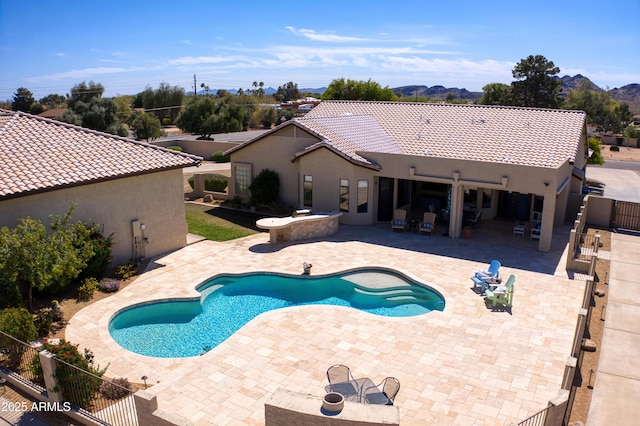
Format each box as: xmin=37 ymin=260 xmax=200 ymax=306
xmin=248 ymin=169 xmax=280 ymax=205
xmin=132 ymin=113 xmax=163 ymax=141
xmin=0 ymin=204 xmax=94 ymax=311
xmin=67 ymin=81 xmax=104 ymax=109
xmin=249 ymin=106 xmax=277 ymax=129
xmin=251 ymin=81 xmax=265 ymax=97
xmin=176 ymin=97 xmax=245 ymax=139
xmin=11 ymin=87 xmax=35 ymax=112
xmin=61 ymin=97 xmax=128 ymax=136
xmin=39 ymin=93 xmax=67 ymax=108
xmin=479 ymin=83 xmax=514 ymax=105
xmin=624 ymin=125 xmax=640 ymax=138
xmin=587 ymin=137 xmax=604 ymax=165
xmin=139 ymin=82 xmax=184 ymax=124
xmin=275 ymin=82 xmax=300 ymax=102
xmin=510 ymin=55 xmax=562 ymax=108
xmin=321 ymin=78 xmax=397 ymax=101
xmin=565 ymin=81 xmax=625 ymax=133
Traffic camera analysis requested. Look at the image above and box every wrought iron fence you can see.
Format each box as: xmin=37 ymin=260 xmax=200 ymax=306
xmin=517 ymin=404 xmax=549 ymax=426
xmin=574 ymin=232 xmax=598 ymax=261
xmin=0 ymin=330 xmax=46 ymax=391
xmin=53 ymin=358 xmax=139 ymax=426
xmin=613 ymin=200 xmax=640 ymax=231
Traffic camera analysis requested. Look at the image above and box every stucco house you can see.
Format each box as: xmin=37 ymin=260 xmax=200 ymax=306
xmin=0 ymin=109 xmax=202 ymax=265
xmin=225 ymin=101 xmax=588 ymax=252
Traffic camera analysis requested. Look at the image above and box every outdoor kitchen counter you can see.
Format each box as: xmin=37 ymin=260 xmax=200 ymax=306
xmin=256 ymin=211 xmax=342 ymax=244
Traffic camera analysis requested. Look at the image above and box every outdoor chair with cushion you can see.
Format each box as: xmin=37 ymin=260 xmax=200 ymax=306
xmin=391 ymin=209 xmax=408 ymax=232
xmin=363 ymin=377 xmax=400 ymax=405
xmin=485 ymin=274 xmax=515 ymax=309
xmin=326 ymin=364 xmax=358 ymax=399
xmin=471 ymin=260 xmax=501 ymax=292
xmin=419 ymin=212 xmax=437 ymax=235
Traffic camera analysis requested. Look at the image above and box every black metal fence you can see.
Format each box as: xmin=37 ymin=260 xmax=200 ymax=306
xmin=517 ymin=405 xmax=549 ymax=426
xmin=53 ymin=358 xmax=139 ymax=426
xmin=613 ymin=200 xmax=640 ymax=231
xmin=0 ymin=330 xmax=46 ymax=391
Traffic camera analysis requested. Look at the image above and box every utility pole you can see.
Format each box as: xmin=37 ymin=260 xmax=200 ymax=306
xmin=193 ymin=74 xmax=197 ymax=96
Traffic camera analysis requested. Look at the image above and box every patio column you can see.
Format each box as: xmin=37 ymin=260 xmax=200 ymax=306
xmin=538 ymin=193 xmax=556 ymax=252
xmin=449 ymin=182 xmax=464 ymax=238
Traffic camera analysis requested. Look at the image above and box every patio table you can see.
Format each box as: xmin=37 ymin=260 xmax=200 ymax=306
xmin=327 ymin=377 xmax=378 ymax=403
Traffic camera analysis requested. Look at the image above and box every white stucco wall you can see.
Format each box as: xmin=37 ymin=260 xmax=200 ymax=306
xmin=0 ymin=169 xmax=188 ymax=266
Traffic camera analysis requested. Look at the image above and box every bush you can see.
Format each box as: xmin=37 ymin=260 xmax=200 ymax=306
xmin=77 ymin=277 xmax=98 ymax=301
xmin=206 ymin=175 xmax=228 ymax=192
xmin=115 ymin=262 xmax=137 ymax=280
xmin=0 ymin=307 xmax=38 ymax=369
xmin=248 ymin=169 xmax=280 ymax=205
xmin=98 ymin=279 xmax=121 ymax=293
xmin=188 ymin=176 xmax=195 ymax=189
xmin=79 ymin=229 xmax=113 ymax=280
xmin=29 ymin=341 xmax=106 ymax=409
xmin=0 ymin=307 xmax=37 ymax=342
xmin=211 ymin=151 xmax=230 ymax=163
xmin=610 ymin=145 xmax=620 ymax=152
xmin=34 ymin=310 xmax=53 ymax=338
xmin=100 ymin=377 xmax=132 ymax=400
xmin=0 ymin=276 xmax=23 ymax=308
xmin=166 ymin=145 xmax=183 ymax=151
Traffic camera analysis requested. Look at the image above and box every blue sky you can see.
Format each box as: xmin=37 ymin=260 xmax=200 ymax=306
xmin=1 ymin=0 xmax=639 ymax=100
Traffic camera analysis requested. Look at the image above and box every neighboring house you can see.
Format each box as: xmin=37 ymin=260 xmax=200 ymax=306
xmin=0 ymin=109 xmax=202 ymax=265
xmin=225 ymin=101 xmax=588 ymax=252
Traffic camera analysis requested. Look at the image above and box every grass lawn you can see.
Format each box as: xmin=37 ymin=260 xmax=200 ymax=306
xmin=185 ymin=203 xmax=262 ymax=241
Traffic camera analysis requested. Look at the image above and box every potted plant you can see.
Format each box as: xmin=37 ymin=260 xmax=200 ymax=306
xmin=463 ymin=226 xmax=472 ymax=239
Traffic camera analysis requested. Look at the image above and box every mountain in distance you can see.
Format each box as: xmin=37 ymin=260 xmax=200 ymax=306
xmin=197 ymin=77 xmax=640 ymax=113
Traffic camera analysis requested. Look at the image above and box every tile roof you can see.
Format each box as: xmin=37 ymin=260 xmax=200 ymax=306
xmin=298 ymin=101 xmax=586 ymax=169
xmin=0 ymin=109 xmax=202 ymax=200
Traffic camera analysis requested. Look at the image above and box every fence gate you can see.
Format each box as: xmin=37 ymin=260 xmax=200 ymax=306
xmin=612 ymin=200 xmax=640 ymax=231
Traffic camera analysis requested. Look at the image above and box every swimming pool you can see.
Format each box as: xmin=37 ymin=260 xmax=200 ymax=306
xmin=109 ymin=268 xmax=445 ymax=358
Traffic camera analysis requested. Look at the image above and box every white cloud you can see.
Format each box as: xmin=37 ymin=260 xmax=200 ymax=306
xmin=284 ymin=26 xmax=369 ymax=42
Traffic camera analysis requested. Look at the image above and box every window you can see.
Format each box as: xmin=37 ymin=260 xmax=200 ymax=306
xmin=234 ymin=164 xmax=251 ymax=196
xmin=303 ymin=175 xmax=313 ymax=207
xmin=339 ymin=179 xmax=349 ymax=212
xmin=357 ymin=180 xmax=368 ymax=213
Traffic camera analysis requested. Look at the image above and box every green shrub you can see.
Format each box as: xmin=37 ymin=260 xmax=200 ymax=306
xmin=77 ymin=277 xmax=98 ymax=301
xmin=0 ymin=307 xmax=37 ymax=342
xmin=34 ymin=310 xmax=53 ymax=338
xmin=166 ymin=145 xmax=183 ymax=151
xmin=205 ymin=175 xmax=228 ymax=192
xmin=29 ymin=340 xmax=106 ymax=409
xmin=162 ymin=117 xmax=172 ymax=126
xmin=211 ymin=151 xmax=230 ymax=163
xmin=0 ymin=307 xmax=38 ymax=369
xmin=188 ymin=176 xmax=195 ymax=189
xmin=0 ymin=276 xmax=23 ymax=308
xmin=610 ymin=145 xmax=620 ymax=152
xmin=79 ymin=229 xmax=113 ymax=280
xmin=248 ymin=169 xmax=280 ymax=205
xmin=115 ymin=262 xmax=137 ymax=280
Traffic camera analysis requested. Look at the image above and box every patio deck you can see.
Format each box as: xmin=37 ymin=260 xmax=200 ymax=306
xmin=66 ymin=220 xmax=586 ymax=425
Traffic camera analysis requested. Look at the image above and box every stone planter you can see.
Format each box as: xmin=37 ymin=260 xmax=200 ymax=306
xmin=322 ymin=392 xmax=344 ymax=414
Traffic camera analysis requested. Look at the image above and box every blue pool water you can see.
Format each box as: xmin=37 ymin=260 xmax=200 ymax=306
xmin=109 ymin=269 xmax=445 ymax=358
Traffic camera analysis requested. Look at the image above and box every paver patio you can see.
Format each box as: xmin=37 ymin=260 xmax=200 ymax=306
xmin=66 ymin=219 xmax=586 ymax=425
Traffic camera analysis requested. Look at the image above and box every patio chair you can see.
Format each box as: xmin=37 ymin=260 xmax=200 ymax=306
xmin=471 ymin=260 xmax=500 ymax=292
xmin=391 ymin=209 xmax=408 ymax=232
xmin=363 ymin=377 xmax=400 ymax=405
xmin=326 ymin=364 xmax=358 ymax=399
xmin=485 ymin=274 xmax=515 ymax=309
xmin=418 ymin=212 xmax=437 ymax=235
xmin=463 ymin=210 xmax=482 ymax=227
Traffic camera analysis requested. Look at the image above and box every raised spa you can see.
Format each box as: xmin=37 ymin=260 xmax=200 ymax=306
xmin=109 ymin=268 xmax=445 ymax=358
